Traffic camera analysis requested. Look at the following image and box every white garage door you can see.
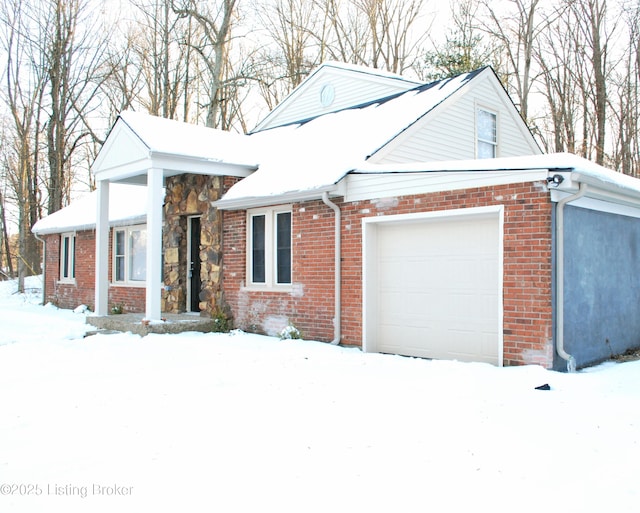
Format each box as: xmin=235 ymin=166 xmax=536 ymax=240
xmin=363 ymin=207 xmax=502 ymax=365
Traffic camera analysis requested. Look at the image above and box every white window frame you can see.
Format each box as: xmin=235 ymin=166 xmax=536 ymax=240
xmin=112 ymin=224 xmax=147 ymax=287
xmin=476 ymin=107 xmax=498 ymax=159
xmin=246 ymin=206 xmax=292 ymax=290
xmin=59 ymin=232 xmax=76 ymax=283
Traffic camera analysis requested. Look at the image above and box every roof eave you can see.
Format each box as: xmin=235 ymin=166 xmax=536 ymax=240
xmin=32 ymin=215 xmax=147 ymax=236
xmin=214 ymin=184 xmax=342 ymax=210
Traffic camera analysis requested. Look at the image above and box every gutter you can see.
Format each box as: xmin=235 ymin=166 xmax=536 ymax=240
xmin=214 ymin=184 xmax=341 ymax=211
xmin=322 ymin=192 xmax=341 ymax=345
xmin=555 ymin=181 xmax=588 ymax=372
xmin=33 ymin=232 xmax=46 ymax=306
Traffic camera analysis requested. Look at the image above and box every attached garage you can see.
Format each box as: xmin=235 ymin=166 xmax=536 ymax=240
xmin=362 ymin=206 xmax=503 ymax=365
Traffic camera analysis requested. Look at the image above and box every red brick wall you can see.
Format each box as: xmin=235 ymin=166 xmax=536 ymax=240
xmin=43 ymin=229 xmax=145 ymax=313
xmin=222 ymin=181 xmax=554 ymax=367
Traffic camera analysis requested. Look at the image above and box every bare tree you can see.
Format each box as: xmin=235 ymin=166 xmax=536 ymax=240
xmin=101 ymin=27 xmax=146 ymax=126
xmin=609 ymin=2 xmax=640 ymax=176
xmin=0 ymin=137 xmax=15 ymax=279
xmin=357 ymin=0 xmax=429 ymax=73
xmin=257 ymin=0 xmax=319 ymax=87
xmin=0 ymin=0 xmax=46 ymax=290
xmin=479 ymin=0 xmax=558 ymax=123
xmin=535 ymin=9 xmax=581 ymax=153
xmin=44 ymin=0 xmax=111 ymax=213
xmin=172 ymin=0 xmax=239 ymax=128
xmin=126 ymin=0 xmax=194 ymax=121
xmin=570 ymin=0 xmax=616 ymax=165
xmin=309 ymin=0 xmax=430 ymax=74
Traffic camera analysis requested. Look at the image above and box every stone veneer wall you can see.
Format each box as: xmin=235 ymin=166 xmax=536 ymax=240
xmin=162 ymin=174 xmax=224 ymax=315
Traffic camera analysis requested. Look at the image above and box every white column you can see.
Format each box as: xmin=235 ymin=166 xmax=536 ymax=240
xmin=145 ymin=168 xmax=163 ymax=320
xmin=95 ymin=180 xmax=110 ymax=316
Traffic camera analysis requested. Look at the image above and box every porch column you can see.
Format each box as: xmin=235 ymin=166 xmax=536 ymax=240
xmin=145 ymin=168 xmax=163 ymax=320
xmin=95 ymin=180 xmax=110 ymax=316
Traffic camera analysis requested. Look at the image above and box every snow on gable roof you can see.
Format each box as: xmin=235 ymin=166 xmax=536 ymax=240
xmin=118 ymin=111 xmax=256 ymax=166
xmin=32 ymin=184 xmax=147 ymax=235
xmin=252 ymin=61 xmax=423 ymax=133
xmin=313 ymin=60 xmax=422 ymax=84
xmin=216 ymin=69 xmax=484 ymax=208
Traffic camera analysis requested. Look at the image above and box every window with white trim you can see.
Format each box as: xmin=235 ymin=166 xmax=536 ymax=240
xmin=477 ymin=108 xmax=497 ymax=159
xmin=59 ymin=233 xmax=75 ymax=282
xmin=113 ymin=225 xmax=147 ymax=284
xmin=248 ymin=207 xmax=292 ymax=288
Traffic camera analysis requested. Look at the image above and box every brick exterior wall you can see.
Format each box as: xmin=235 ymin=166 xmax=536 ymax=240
xmin=43 ymin=229 xmax=145 ymax=314
xmin=222 ymin=180 xmax=555 ymax=367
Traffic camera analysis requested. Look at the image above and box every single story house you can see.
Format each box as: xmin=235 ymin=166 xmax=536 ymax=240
xmin=33 ymin=62 xmax=640 ymax=370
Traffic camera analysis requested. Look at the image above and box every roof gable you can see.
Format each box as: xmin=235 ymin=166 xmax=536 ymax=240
xmin=92 ymin=111 xmax=257 ymax=184
xmin=371 ymin=67 xmax=541 ymax=163
xmin=253 ymin=61 xmax=422 ymax=132
xmin=218 ymin=69 xmax=494 ymax=208
xmin=91 ymin=117 xmax=150 ymax=178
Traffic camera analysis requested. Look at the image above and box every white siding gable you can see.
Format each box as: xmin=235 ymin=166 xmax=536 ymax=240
xmin=371 ymin=69 xmax=541 ymax=164
xmin=92 ymin=120 xmax=150 ymax=177
xmin=253 ymin=62 xmax=421 ymax=132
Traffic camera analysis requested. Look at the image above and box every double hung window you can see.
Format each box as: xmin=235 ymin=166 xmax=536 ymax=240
xmin=113 ymin=225 xmax=147 ymax=284
xmin=248 ymin=207 xmax=292 ymax=288
xmin=60 ymin=233 xmax=76 ymax=282
xmin=477 ymin=108 xmax=498 ymax=159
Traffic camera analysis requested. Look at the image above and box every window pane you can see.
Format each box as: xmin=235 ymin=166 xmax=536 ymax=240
xmin=252 ymin=215 xmax=266 ymax=283
xmin=70 ymin=237 xmax=75 ymax=279
xmin=477 ymin=110 xmax=497 ymax=159
xmin=129 ymin=229 xmax=147 ymax=281
xmin=115 ymin=230 xmax=125 ymax=256
xmin=62 ymin=236 xmax=70 ymax=278
xmin=276 ymin=212 xmax=291 ymax=284
xmin=478 ymin=110 xmax=496 ymax=142
xmin=115 ymin=231 xmax=125 ymax=281
xmin=478 ymin=140 xmax=496 ymax=159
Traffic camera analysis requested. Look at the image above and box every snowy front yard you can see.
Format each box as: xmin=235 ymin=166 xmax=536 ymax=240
xmin=1 ymin=277 xmax=639 ymax=512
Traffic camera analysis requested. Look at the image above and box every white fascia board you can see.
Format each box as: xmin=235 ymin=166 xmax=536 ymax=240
xmin=214 ymin=184 xmax=342 ymax=210
xmin=32 ymin=215 xmax=147 ymax=236
xmin=344 ymin=168 xmax=549 ymax=203
xmin=94 ymin=157 xmax=155 ymax=182
xmin=550 ymin=172 xmax=640 ymax=218
xmin=94 ymin=153 xmax=257 ymax=183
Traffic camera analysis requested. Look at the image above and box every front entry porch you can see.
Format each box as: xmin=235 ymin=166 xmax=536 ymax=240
xmin=86 ymin=312 xmax=215 ymax=337
xmin=90 ymin=112 xmax=257 ymax=322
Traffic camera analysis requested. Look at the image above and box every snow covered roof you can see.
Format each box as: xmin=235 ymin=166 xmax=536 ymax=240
xmin=353 ymin=152 xmax=640 ymax=198
xmin=252 ymin=61 xmax=422 ymax=133
xmin=32 ymin=184 xmax=147 ymax=235
xmin=117 ymin=111 xmax=255 ymax=166
xmin=315 ymin=60 xmax=422 ymax=83
xmin=216 ymin=69 xmax=486 ymax=209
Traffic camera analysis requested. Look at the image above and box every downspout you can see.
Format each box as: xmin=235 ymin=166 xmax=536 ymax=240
xmin=556 ymin=181 xmax=588 ymax=372
xmin=34 ymin=232 xmax=46 ymax=306
xmin=322 ymin=192 xmax=341 ymax=345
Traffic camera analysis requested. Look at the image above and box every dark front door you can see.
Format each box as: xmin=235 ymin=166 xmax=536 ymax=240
xmin=189 ymin=216 xmax=201 ymax=312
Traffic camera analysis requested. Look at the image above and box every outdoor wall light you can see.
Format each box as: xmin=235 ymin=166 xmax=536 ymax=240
xmin=547 ymin=174 xmax=565 ymax=186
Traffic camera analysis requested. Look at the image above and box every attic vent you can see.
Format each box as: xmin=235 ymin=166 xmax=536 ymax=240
xmin=320 ymin=84 xmax=335 ymax=107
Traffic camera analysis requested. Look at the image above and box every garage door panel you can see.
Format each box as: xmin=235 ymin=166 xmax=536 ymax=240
xmin=370 ymin=211 xmax=501 ymax=365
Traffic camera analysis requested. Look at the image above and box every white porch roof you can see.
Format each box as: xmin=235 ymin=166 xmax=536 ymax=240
xmin=92 ymin=111 xmax=258 ymax=184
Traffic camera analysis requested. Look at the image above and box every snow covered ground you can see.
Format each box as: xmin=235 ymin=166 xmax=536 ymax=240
xmin=1 ymin=277 xmax=639 ymax=512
